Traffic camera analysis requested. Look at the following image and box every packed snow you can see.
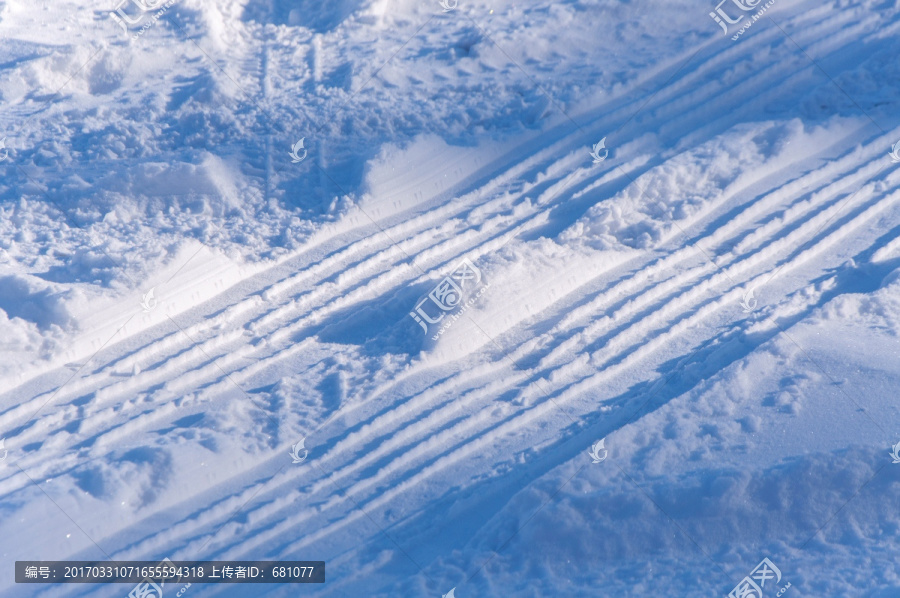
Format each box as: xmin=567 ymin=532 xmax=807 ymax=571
xmin=1 ymin=0 xmax=899 ymax=596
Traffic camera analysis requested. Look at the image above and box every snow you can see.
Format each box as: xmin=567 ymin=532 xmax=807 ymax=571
xmin=1 ymin=0 xmax=900 ymax=596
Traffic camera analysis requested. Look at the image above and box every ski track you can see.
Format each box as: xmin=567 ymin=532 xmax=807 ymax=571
xmin=6 ymin=4 xmax=900 ymax=595
xmin=187 ymin=138 xmax=900 ymax=565
xmin=109 ymin=121 xmax=897 ymax=577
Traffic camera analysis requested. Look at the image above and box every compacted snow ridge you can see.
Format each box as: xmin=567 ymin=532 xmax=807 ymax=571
xmin=1 ymin=0 xmax=899 ymax=596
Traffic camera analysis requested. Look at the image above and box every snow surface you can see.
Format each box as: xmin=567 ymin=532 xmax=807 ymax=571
xmin=1 ymin=0 xmax=900 ymax=596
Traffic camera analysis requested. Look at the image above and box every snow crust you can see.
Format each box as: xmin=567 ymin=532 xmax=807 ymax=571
xmin=1 ymin=0 xmax=900 ymax=596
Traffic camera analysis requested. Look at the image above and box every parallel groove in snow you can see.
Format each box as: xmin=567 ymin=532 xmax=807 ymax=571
xmin=7 ymin=6 xmax=899 ymax=587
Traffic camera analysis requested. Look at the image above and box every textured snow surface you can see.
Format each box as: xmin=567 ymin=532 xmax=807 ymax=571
xmin=1 ymin=0 xmax=900 ymax=596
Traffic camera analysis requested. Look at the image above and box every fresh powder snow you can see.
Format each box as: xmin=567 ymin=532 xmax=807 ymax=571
xmin=1 ymin=0 xmax=899 ymax=596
